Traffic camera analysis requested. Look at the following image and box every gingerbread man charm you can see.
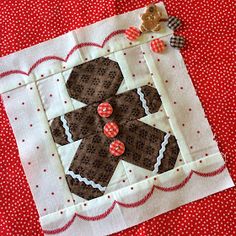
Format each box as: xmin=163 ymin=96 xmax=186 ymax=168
xmin=140 ymin=4 xmax=162 ymax=33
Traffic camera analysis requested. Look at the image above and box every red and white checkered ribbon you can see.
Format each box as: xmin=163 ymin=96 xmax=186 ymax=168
xmin=125 ymin=26 xmax=141 ymax=41
xmin=150 ymin=39 xmax=165 ymax=53
xmin=104 ymin=122 xmax=119 ymax=138
xmin=109 ymin=140 xmax=125 ymax=157
xmin=97 ymin=102 xmax=113 ymax=118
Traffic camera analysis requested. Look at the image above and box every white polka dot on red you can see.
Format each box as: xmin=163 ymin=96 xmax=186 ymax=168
xmin=0 ymin=0 xmax=235 ymax=235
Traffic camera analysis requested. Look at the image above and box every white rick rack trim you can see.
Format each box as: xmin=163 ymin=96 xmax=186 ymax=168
xmin=67 ymin=170 xmax=106 ymax=192
xmin=153 ymin=133 xmax=170 ymax=174
xmin=137 ymin=87 xmax=151 ymax=115
xmin=60 ymin=115 xmax=74 ymax=143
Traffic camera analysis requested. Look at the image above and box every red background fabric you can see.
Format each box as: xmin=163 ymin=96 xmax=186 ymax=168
xmin=0 ymin=0 xmax=235 ymax=235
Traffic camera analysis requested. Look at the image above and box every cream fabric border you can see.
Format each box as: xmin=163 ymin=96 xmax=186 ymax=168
xmin=0 ymin=2 xmax=171 ymax=94
xmin=40 ymin=154 xmax=233 ymax=236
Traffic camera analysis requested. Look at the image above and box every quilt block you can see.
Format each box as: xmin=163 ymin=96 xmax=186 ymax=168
xmin=0 ymin=2 xmax=234 ymax=235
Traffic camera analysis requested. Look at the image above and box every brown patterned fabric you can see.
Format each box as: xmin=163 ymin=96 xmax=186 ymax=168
xmin=50 ymin=118 xmax=68 ymax=145
xmin=49 ymin=58 xmax=180 ymax=200
xmin=158 ymin=135 xmax=180 ymax=174
xmin=66 ymin=57 xmax=123 ymax=104
xmin=50 ymin=85 xmax=162 ymax=145
xmin=66 ymin=175 xmax=104 ymax=200
xmin=66 ymin=120 xmax=179 ymax=198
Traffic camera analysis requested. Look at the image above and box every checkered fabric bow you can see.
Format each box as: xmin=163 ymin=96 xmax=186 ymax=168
xmin=50 ymin=57 xmax=179 ymax=200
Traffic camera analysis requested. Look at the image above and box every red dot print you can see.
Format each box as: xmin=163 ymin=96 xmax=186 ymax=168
xmin=0 ymin=1 xmax=235 ymax=236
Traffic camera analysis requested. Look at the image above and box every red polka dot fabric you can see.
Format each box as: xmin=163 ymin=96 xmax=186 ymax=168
xmin=0 ymin=0 xmax=235 ymax=235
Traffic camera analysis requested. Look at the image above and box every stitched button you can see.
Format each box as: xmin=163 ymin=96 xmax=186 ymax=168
xmin=168 ymin=16 xmax=181 ymax=30
xmin=170 ymin=35 xmax=185 ymax=49
xmin=97 ymin=102 xmax=113 ymax=118
xmin=150 ymin=39 xmax=165 ymax=53
xmin=104 ymin=122 xmax=119 ymax=138
xmin=109 ymin=140 xmax=125 ymax=157
xmin=125 ymin=26 xmax=141 ymax=41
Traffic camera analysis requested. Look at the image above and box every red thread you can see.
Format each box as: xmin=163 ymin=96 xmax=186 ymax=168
xmin=0 ymin=29 xmax=126 ymax=79
xmin=43 ymin=164 xmax=226 ymax=235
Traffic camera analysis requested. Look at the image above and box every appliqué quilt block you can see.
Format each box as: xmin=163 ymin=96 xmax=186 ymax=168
xmin=0 ymin=2 xmax=234 ymax=236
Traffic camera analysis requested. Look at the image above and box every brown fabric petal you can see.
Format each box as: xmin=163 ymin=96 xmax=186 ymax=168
xmin=158 ymin=135 xmax=180 ymax=174
xmin=66 ymin=175 xmax=104 ymax=200
xmin=141 ymin=85 xmax=162 ymax=114
xmin=50 ymin=117 xmax=69 ymax=145
xmin=66 ymin=57 xmax=124 ymax=104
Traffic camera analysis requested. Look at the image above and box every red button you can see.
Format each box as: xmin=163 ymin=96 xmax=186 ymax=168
xmin=97 ymin=102 xmax=113 ymax=118
xmin=109 ymin=140 xmax=125 ymax=157
xmin=104 ymin=122 xmax=119 ymax=138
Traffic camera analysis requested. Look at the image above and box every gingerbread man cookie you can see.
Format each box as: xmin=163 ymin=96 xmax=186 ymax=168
xmin=140 ymin=4 xmax=162 ymax=33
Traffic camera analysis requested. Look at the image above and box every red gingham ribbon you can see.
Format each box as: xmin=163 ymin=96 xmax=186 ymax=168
xmin=150 ymin=39 xmax=165 ymax=53
xmin=104 ymin=122 xmax=119 ymax=138
xmin=109 ymin=140 xmax=125 ymax=157
xmin=125 ymin=26 xmax=141 ymax=41
xmin=97 ymin=102 xmax=113 ymax=118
